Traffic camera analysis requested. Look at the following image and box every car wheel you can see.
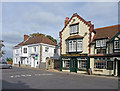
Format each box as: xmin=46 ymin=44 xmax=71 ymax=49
xmin=9 ymin=66 xmax=12 ymax=69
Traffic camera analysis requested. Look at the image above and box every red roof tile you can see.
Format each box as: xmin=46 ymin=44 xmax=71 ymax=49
xmin=92 ymin=24 xmax=120 ymax=42
xmin=14 ymin=35 xmax=57 ymax=47
xmin=66 ymin=35 xmax=83 ymax=40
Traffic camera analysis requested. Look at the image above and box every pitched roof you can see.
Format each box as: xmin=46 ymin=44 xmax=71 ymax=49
xmin=92 ymin=24 xmax=120 ymax=42
xmin=14 ymin=35 xmax=57 ymax=47
xmin=66 ymin=35 xmax=83 ymax=40
xmin=59 ymin=13 xmax=93 ymax=36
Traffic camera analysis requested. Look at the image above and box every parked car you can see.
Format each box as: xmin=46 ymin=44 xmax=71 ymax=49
xmin=0 ymin=62 xmax=12 ymax=69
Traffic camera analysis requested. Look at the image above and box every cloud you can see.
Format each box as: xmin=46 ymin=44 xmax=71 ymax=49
xmin=2 ymin=2 xmax=118 ymax=58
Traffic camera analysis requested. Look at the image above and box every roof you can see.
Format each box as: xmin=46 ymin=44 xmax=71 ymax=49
xmin=59 ymin=13 xmax=93 ymax=36
xmin=14 ymin=35 xmax=57 ymax=47
xmin=92 ymin=24 xmax=120 ymax=43
xmin=66 ymin=35 xmax=83 ymax=40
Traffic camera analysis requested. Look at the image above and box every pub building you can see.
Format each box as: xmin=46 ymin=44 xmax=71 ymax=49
xmin=89 ymin=24 xmax=120 ymax=76
xmin=59 ymin=13 xmax=94 ymax=73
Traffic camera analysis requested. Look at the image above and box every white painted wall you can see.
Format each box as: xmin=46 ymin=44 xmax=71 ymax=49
xmin=13 ymin=43 xmax=60 ymax=68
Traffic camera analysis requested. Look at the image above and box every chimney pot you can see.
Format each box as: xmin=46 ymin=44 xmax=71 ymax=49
xmin=65 ymin=17 xmax=69 ymax=26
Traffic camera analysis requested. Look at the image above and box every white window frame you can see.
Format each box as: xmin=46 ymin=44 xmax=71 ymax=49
xmin=45 ymin=47 xmax=49 ymax=52
xmin=33 ymin=47 xmax=36 ymax=52
xmin=94 ymin=60 xmax=106 ymax=69
xmin=78 ymin=60 xmax=87 ymax=69
xmin=23 ymin=48 xmax=27 ymax=53
xmin=70 ymin=24 xmax=79 ymax=34
xmin=77 ymin=40 xmax=82 ymax=52
xmin=96 ymin=39 xmax=106 ymax=47
xmin=114 ymin=40 xmax=120 ymax=49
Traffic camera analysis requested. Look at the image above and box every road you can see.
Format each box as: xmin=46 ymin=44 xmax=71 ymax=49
xmin=1 ymin=67 xmax=119 ymax=89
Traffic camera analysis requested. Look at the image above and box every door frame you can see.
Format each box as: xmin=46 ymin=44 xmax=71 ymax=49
xmin=70 ymin=58 xmax=78 ymax=73
xmin=117 ymin=60 xmax=120 ymax=76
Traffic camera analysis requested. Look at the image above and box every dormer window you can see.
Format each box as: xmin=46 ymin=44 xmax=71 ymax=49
xmin=96 ymin=39 xmax=106 ymax=47
xmin=114 ymin=40 xmax=120 ymax=49
xmin=70 ymin=24 xmax=79 ymax=34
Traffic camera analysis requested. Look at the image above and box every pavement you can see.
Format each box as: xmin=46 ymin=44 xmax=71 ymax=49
xmin=1 ymin=66 xmax=119 ymax=89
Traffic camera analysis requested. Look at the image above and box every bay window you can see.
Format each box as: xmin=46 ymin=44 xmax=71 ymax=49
xmin=77 ymin=40 xmax=83 ymax=52
xmin=66 ymin=39 xmax=82 ymax=53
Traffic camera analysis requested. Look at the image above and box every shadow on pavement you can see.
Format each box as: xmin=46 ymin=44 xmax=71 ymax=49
xmin=2 ymin=80 xmax=31 ymax=89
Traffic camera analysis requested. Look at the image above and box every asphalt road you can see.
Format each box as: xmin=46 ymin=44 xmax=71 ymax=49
xmin=1 ymin=67 xmax=119 ymax=89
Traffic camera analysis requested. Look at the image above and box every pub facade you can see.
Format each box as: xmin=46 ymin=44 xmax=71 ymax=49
xmin=89 ymin=25 xmax=120 ymax=76
xmin=59 ymin=13 xmax=94 ymax=73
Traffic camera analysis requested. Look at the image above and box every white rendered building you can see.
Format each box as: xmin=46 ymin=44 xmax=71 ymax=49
xmin=13 ymin=35 xmax=60 ymax=68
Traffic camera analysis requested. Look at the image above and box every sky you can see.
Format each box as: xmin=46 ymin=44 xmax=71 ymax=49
xmin=1 ymin=1 xmax=119 ymax=58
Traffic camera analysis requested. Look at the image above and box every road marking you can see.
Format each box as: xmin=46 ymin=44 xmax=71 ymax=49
xmin=10 ymin=74 xmax=54 ymax=78
xmin=26 ymin=74 xmax=31 ymax=77
xmin=21 ymin=75 xmax=26 ymax=77
xmin=10 ymin=76 xmax=14 ymax=78
xmin=35 ymin=74 xmax=54 ymax=76
xmin=14 ymin=75 xmax=20 ymax=78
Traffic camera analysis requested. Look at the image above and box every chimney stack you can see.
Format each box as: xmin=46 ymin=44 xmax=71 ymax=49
xmin=24 ymin=34 xmax=29 ymax=41
xmin=87 ymin=21 xmax=91 ymax=25
xmin=65 ymin=17 xmax=69 ymax=26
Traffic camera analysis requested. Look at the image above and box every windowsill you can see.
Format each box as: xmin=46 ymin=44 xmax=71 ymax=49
xmin=70 ymin=32 xmax=79 ymax=35
xmin=66 ymin=51 xmax=83 ymax=54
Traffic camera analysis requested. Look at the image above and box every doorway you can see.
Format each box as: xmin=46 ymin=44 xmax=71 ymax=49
xmin=118 ymin=60 xmax=120 ymax=76
xmin=70 ymin=58 xmax=77 ymax=73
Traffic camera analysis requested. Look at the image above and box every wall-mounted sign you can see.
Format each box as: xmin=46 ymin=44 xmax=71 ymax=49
xmin=62 ymin=54 xmax=87 ymax=57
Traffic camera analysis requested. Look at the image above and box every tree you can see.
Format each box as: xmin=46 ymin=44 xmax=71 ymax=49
xmin=30 ymin=33 xmax=45 ymax=37
xmin=30 ymin=33 xmax=57 ymax=44
xmin=46 ymin=35 xmax=57 ymax=44
xmin=0 ymin=40 xmax=5 ymax=58
xmin=6 ymin=57 xmax=13 ymax=62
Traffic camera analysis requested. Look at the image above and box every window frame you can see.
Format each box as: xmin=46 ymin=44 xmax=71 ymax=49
xmin=66 ymin=39 xmax=83 ymax=53
xmin=23 ymin=48 xmax=27 ymax=53
xmin=70 ymin=23 xmax=79 ymax=35
xmin=96 ymin=39 xmax=107 ymax=48
xmin=45 ymin=47 xmax=49 ymax=52
xmin=114 ymin=40 xmax=120 ymax=49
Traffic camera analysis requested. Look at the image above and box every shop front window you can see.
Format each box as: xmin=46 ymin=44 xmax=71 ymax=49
xmin=94 ymin=60 xmax=106 ymax=69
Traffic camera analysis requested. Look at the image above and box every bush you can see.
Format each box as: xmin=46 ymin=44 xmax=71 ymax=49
xmin=6 ymin=57 xmax=13 ymax=62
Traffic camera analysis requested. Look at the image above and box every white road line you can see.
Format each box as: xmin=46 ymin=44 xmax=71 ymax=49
xmin=21 ymin=75 xmax=26 ymax=77
xmin=10 ymin=76 xmax=14 ymax=78
xmin=26 ymin=74 xmax=31 ymax=77
xmin=35 ymin=74 xmax=54 ymax=76
xmin=14 ymin=75 xmax=20 ymax=78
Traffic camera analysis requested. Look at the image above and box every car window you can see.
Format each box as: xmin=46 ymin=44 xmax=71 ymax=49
xmin=2 ymin=62 xmax=7 ymax=64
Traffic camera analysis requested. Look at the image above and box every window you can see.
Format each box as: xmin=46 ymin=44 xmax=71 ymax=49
xmin=45 ymin=47 xmax=49 ymax=52
xmin=78 ymin=60 xmax=87 ymax=68
xmin=63 ymin=60 xmax=70 ymax=68
xmin=96 ymin=39 xmax=106 ymax=47
xmin=54 ymin=49 xmax=57 ymax=54
xmin=94 ymin=60 xmax=106 ymax=69
xmin=33 ymin=47 xmax=36 ymax=52
xmin=67 ymin=39 xmax=82 ymax=52
xmin=77 ymin=40 xmax=82 ymax=52
xmin=70 ymin=24 xmax=79 ymax=34
xmin=114 ymin=41 xmax=120 ymax=49
xmin=97 ymin=49 xmax=106 ymax=54
xmin=69 ymin=40 xmax=72 ymax=52
xmin=73 ymin=40 xmax=76 ymax=51
xmin=23 ymin=48 xmax=27 ymax=53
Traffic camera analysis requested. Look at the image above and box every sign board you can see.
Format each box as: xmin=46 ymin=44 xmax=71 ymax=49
xmin=107 ymin=61 xmax=113 ymax=70
xmin=62 ymin=54 xmax=87 ymax=57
